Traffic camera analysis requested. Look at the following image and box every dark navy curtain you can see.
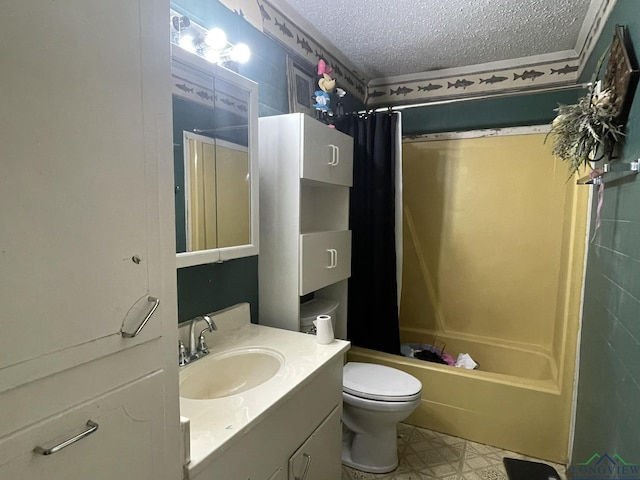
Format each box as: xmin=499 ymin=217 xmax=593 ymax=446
xmin=335 ymin=112 xmax=401 ymax=355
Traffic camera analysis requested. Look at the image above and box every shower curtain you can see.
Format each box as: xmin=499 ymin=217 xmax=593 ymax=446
xmin=336 ymin=112 xmax=403 ymax=355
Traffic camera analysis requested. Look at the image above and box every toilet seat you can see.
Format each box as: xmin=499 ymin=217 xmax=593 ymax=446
xmin=343 ymin=362 xmax=422 ymax=402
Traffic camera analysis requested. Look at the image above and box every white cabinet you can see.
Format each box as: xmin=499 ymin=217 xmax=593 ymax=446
xmin=0 ymin=1 xmax=180 ymax=479
xmin=259 ymin=114 xmax=353 ymax=338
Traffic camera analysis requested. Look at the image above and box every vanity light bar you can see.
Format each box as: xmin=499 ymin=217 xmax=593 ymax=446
xmin=170 ymin=9 xmax=251 ymax=65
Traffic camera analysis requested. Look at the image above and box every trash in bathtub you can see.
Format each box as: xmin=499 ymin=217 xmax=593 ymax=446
xmin=400 ymin=341 xmax=455 ymax=366
xmin=454 ymin=353 xmax=479 ymax=370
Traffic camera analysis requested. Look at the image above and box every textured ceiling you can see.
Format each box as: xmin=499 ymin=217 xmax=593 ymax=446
xmin=273 ymin=0 xmax=595 ymax=80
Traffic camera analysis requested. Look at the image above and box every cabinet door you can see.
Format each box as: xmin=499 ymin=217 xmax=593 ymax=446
xmin=301 ymin=117 xmax=353 ymax=187
xmin=0 ymin=0 xmax=167 ymax=376
xmin=288 ymin=407 xmax=342 ymax=480
xmin=0 ymin=372 xmax=166 ymax=480
xmin=299 ymin=231 xmax=352 ymax=295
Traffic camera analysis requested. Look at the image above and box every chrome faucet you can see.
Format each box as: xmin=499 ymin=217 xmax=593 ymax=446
xmin=188 ymin=315 xmax=216 ymax=361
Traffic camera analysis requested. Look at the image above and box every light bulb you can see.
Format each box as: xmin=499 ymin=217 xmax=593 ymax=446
xmin=205 ymin=28 xmax=227 ymax=50
xmin=179 ymin=34 xmax=196 ymax=53
xmin=204 ymin=49 xmax=221 ymax=64
xmin=230 ymin=43 xmax=251 ymax=63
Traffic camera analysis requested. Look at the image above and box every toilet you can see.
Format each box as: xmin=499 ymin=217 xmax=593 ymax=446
xmin=342 ymin=362 xmax=422 ymax=473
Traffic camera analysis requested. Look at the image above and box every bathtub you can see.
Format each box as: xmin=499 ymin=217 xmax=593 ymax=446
xmin=347 ymin=329 xmax=574 ymax=464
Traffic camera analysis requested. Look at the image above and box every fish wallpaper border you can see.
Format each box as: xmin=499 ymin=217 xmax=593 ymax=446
xmin=213 ymin=0 xmax=615 ymax=108
xmin=171 ymin=73 xmax=249 ymax=119
xmin=365 ymin=60 xmax=581 ymax=106
xmin=257 ymin=0 xmax=367 ymax=101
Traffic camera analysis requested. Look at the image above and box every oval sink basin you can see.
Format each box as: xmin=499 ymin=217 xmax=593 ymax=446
xmin=179 ymin=347 xmax=284 ymax=400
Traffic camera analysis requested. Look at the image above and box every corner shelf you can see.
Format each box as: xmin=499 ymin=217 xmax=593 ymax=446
xmin=576 ymin=160 xmax=639 ymax=185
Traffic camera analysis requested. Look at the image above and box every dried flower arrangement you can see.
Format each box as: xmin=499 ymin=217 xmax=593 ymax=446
xmin=547 ymin=86 xmax=624 ymax=178
xmin=547 ymin=25 xmax=638 ymax=179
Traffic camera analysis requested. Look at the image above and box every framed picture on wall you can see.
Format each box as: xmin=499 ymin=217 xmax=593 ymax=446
xmin=603 ymin=25 xmax=639 ymax=126
xmin=287 ymin=56 xmax=315 ymax=116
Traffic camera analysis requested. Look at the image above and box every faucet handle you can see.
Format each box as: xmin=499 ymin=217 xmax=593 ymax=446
xmin=197 ymin=330 xmax=210 ymax=356
xmin=178 ymin=340 xmax=188 ymax=366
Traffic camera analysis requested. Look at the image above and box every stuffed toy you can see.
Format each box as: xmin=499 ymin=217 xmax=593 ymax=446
xmin=313 ymin=60 xmax=337 ymax=123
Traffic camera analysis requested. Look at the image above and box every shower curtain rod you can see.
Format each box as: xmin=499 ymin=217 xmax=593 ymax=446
xmin=357 ymin=82 xmax=591 ymax=114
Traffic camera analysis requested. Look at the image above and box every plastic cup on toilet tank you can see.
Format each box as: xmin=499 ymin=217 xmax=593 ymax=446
xmin=313 ymin=315 xmax=334 ymax=344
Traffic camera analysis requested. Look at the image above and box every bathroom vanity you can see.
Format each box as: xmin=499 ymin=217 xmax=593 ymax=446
xmin=178 ymin=304 xmax=350 ymax=480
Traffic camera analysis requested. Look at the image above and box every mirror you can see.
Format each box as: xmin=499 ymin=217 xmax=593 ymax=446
xmin=171 ymin=48 xmax=258 ymax=268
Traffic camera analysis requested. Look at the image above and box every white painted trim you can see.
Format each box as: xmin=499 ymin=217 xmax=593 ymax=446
xmin=567 ymin=181 xmax=594 ymax=466
xmin=576 ymin=0 xmax=619 ymax=78
xmin=575 ymin=0 xmax=606 ymax=55
xmin=403 ymin=125 xmax=551 ymax=143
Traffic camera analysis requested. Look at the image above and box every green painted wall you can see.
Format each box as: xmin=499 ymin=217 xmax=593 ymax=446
xmin=402 ymin=88 xmax=585 ymax=135
xmin=571 ymin=0 xmax=640 ymax=466
xmin=177 ymin=256 xmax=259 ymax=323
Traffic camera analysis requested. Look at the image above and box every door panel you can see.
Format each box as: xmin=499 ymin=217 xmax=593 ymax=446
xmin=299 ymin=231 xmax=351 ymax=295
xmin=301 ymin=118 xmax=353 ymax=186
xmin=0 ymin=0 xmax=163 ymax=373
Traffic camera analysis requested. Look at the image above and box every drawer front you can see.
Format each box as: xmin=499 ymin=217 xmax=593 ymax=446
xmin=301 ymin=118 xmax=353 ymax=186
xmin=0 ymin=372 xmax=165 ymax=480
xmin=300 ymin=231 xmax=351 ymax=295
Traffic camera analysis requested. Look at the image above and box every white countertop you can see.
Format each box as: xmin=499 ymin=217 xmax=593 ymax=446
xmin=178 ymin=304 xmax=350 ymax=477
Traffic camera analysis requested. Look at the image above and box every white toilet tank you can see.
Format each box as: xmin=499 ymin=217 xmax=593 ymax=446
xmin=300 ymin=298 xmax=338 ymax=334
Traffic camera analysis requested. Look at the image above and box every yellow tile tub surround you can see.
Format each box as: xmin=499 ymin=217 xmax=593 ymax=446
xmin=349 ymin=129 xmax=588 ymax=464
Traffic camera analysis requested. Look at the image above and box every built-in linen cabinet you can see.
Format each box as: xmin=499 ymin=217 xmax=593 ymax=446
xmin=258 ymin=113 xmax=353 ymax=338
xmin=0 ymin=1 xmax=179 ymax=479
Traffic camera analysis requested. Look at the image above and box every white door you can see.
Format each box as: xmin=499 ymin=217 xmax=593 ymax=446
xmin=299 ymin=231 xmax=352 ymax=295
xmin=301 ymin=117 xmax=353 ymax=187
xmin=0 ymin=0 xmax=167 ymax=376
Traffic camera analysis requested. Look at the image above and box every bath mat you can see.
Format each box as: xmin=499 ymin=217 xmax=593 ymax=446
xmin=503 ymin=457 xmax=561 ymax=480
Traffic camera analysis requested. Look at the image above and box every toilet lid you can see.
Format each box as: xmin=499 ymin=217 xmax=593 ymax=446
xmin=343 ymin=362 xmax=422 ymax=402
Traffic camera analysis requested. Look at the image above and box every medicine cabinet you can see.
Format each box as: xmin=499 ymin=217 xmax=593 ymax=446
xmin=172 ymin=47 xmax=258 ymax=268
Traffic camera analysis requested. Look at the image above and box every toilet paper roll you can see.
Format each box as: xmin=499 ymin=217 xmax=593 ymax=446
xmin=313 ymin=315 xmax=334 ymax=344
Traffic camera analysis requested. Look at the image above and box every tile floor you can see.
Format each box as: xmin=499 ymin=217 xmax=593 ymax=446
xmin=342 ymin=423 xmax=567 ymax=480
